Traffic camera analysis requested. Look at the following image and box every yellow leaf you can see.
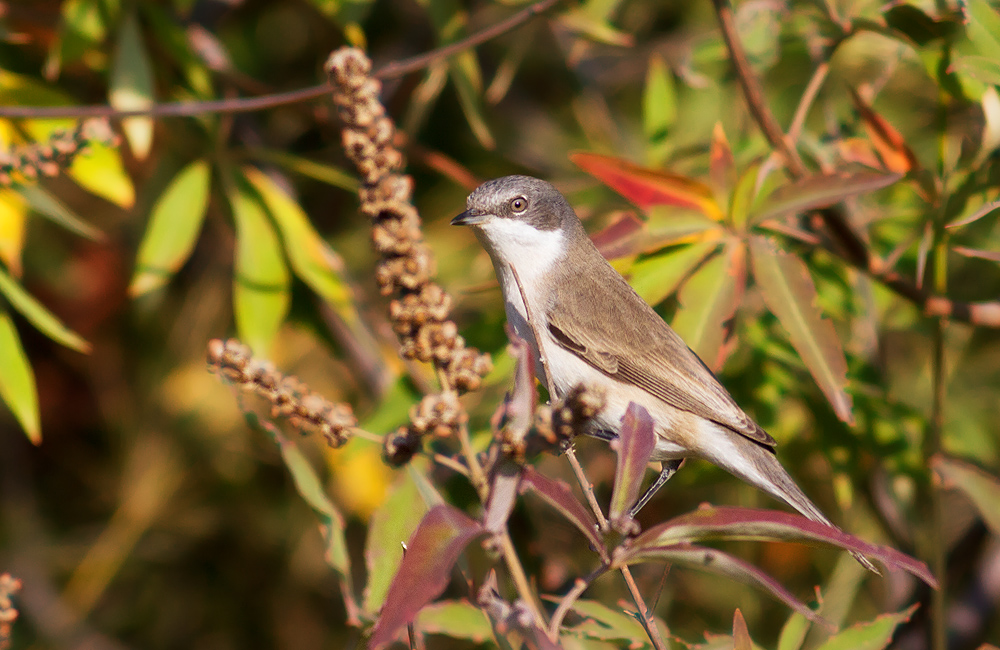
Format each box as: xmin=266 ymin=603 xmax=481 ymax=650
xmin=0 ymin=189 xmax=27 ymax=276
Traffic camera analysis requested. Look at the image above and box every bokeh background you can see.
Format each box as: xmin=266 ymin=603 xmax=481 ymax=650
xmin=1 ymin=0 xmax=999 ymax=648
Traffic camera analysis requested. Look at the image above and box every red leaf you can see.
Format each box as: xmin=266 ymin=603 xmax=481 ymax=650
xmin=590 ymin=211 xmax=645 ymax=259
xmin=733 ymin=609 xmax=752 ymax=650
xmin=571 ymin=151 xmax=723 ymax=220
xmin=369 ymin=505 xmax=485 ymax=649
xmin=520 ymin=467 xmax=605 ymax=562
xmin=608 ymin=403 xmax=656 ymax=530
xmin=626 ymin=505 xmax=937 ymax=587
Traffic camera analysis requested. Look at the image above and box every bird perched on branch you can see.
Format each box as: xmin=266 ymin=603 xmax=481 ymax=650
xmin=452 ymin=175 xmax=876 ymax=573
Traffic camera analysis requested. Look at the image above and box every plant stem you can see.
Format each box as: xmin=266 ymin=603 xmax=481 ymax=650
xmin=926 ymin=320 xmax=947 ymax=650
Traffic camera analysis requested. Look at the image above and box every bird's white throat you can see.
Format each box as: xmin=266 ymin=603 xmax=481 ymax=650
xmin=474 ymin=218 xmax=567 ymax=290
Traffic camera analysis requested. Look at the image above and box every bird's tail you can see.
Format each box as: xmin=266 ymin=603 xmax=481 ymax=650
xmin=704 ymin=428 xmax=880 ymax=574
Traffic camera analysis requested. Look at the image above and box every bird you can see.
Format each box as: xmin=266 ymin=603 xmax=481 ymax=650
xmin=452 ymin=174 xmax=876 ymax=572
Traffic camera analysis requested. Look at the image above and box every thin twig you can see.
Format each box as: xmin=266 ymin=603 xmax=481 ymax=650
xmin=787 ymin=62 xmax=829 ymax=146
xmin=0 ymin=0 xmax=562 ymax=120
xmin=548 ymin=567 xmax=606 ymax=639
xmin=927 ymin=320 xmax=947 ymax=650
xmin=621 ymin=566 xmax=670 ymax=650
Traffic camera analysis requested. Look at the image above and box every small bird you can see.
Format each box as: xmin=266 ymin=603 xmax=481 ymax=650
xmin=452 ymin=175 xmax=876 ymax=572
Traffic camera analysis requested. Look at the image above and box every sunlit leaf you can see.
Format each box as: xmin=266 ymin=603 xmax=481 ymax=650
xmin=0 ymin=310 xmax=40 ymax=444
xmin=572 ymin=152 xmax=723 ymax=220
xmin=364 ymin=470 xmax=429 ymax=616
xmin=130 ymin=159 xmax=212 ymax=296
xmin=556 ymin=10 xmax=633 ymax=47
xmin=417 ymin=601 xmax=492 ymax=644
xmin=227 ymin=176 xmax=290 ymax=356
xmin=974 ymin=87 xmax=1000 ymax=167
xmin=45 ymin=0 xmax=108 ymax=77
xmin=751 ymin=171 xmax=902 ymax=224
xmin=369 ymin=504 xmax=485 ymax=649
xmin=68 ymin=139 xmax=135 ymax=208
xmin=520 ymin=467 xmax=604 ymax=561
xmin=729 ymin=160 xmax=762 ymax=231
xmin=750 ymin=236 xmax=854 ymax=424
xmin=627 ymin=505 xmax=936 ymax=586
xmin=644 ymin=207 xmax=722 ymax=250
xmin=964 ymin=1 xmax=1000 ymax=60
xmin=813 ymin=605 xmax=917 ymax=650
xmin=672 ymin=241 xmax=746 ymax=371
xmin=776 ymin=611 xmax=811 ymax=650
xmin=608 ymin=403 xmax=656 ymax=529
xmin=0 ymin=266 xmax=90 ymax=353
xmin=0 ymin=188 xmax=27 ymax=275
xmin=110 ymin=12 xmax=154 ymax=159
xmin=18 ymin=183 xmax=104 ymax=241
xmin=614 ymin=542 xmax=823 ymax=624
xmin=628 ymin=241 xmax=719 ymax=306
xmin=243 ymin=167 xmax=362 ymax=330
xmin=849 ymin=88 xmax=919 ymax=174
xmin=932 ymin=455 xmax=1000 ymax=535
xmin=245 ymin=149 xmax=358 ymax=191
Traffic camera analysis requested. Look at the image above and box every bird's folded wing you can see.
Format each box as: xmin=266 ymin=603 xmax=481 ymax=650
xmin=548 ymin=309 xmax=776 ymax=448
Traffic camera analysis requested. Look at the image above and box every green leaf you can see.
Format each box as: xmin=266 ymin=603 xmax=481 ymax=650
xmin=417 ymin=601 xmax=492 ymax=643
xmin=643 ymin=54 xmax=675 ymax=164
xmin=243 ymin=167 xmax=362 ymax=329
xmin=558 ymin=598 xmax=649 ymax=642
xmin=0 ymin=266 xmax=90 ymax=353
xmin=950 ymin=55 xmax=1000 ymax=87
xmin=449 ymin=52 xmax=495 ymax=150
xmin=556 ymin=10 xmax=633 ymax=47
xmin=628 ymin=240 xmax=719 ymax=306
xmin=813 ymin=605 xmax=917 ymax=650
xmin=0 ymin=310 xmax=40 ymax=444
xmin=227 ymin=176 xmax=290 ymax=356
xmin=109 ymin=11 xmax=155 ymax=159
xmin=776 ymin=611 xmax=811 ymax=650
xmin=45 ymin=0 xmax=108 ymax=76
xmin=729 ymin=160 xmax=762 ymax=230
xmin=671 ymin=241 xmax=746 ymax=371
xmin=245 ymin=150 xmax=359 ymax=191
xmin=18 ymin=184 xmax=104 ymax=241
xmin=965 ymin=1 xmax=1000 ymax=61
xmin=363 ymin=471 xmax=429 ymax=616
xmin=749 ymin=236 xmax=854 ymax=425
xmin=276 ymin=437 xmax=355 ymax=613
xmin=751 ymin=171 xmax=902 ymax=224
xmin=130 ymin=159 xmax=212 ymax=297
xmin=932 ymin=455 xmax=1000 ymax=535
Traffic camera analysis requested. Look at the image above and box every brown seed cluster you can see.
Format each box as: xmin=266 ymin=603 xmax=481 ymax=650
xmin=324 ymin=47 xmax=492 ymax=394
xmin=207 ymin=339 xmax=356 ymax=448
xmin=533 ymin=384 xmax=607 ymax=449
xmin=0 ymin=573 xmax=20 ymax=650
xmin=0 ymin=118 xmax=117 ymax=186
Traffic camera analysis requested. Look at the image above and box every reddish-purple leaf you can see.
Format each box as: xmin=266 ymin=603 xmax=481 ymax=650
xmin=671 ymin=240 xmax=747 ymax=371
xmin=591 ymin=211 xmax=645 ymax=260
xmin=751 ymin=170 xmax=902 ymax=224
xmin=520 ymin=467 xmax=605 ymax=561
xmin=369 ymin=504 xmax=485 ymax=649
xmin=484 ymin=460 xmax=522 ymax=535
xmin=571 ymin=152 xmax=723 ymax=220
xmin=849 ymin=88 xmax=920 ymax=174
xmin=750 ymin=236 xmax=854 ymax=425
xmin=613 ymin=542 xmax=826 ymax=625
xmin=504 ymin=329 xmax=537 ymax=441
xmin=733 ymin=609 xmax=752 ymax=650
xmin=626 ymin=506 xmax=937 ymax=587
xmin=608 ymin=403 xmax=656 ymax=530
xmin=951 ymin=245 xmax=1000 ymax=263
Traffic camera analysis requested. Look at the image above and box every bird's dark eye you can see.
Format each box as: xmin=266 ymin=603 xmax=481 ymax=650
xmin=510 ymin=197 xmax=527 ymax=212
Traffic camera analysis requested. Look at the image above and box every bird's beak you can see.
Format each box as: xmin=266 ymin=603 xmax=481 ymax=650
xmin=451 ymin=209 xmax=486 ymax=226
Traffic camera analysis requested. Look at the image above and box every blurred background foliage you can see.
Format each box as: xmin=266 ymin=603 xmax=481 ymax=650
xmin=0 ymin=0 xmax=999 ymax=648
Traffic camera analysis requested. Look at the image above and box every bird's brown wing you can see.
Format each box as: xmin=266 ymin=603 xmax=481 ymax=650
xmin=546 ymin=268 xmax=776 ymax=448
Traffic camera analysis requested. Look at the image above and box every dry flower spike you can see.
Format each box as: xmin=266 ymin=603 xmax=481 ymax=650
xmin=207 ymin=338 xmax=356 ymax=447
xmin=0 ymin=118 xmax=117 ymax=186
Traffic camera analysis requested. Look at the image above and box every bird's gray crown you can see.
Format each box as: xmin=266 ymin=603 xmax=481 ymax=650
xmin=464 ymin=175 xmax=573 ymax=231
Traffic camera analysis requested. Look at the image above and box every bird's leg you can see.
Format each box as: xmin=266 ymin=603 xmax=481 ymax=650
xmin=629 ymin=459 xmax=684 ymax=518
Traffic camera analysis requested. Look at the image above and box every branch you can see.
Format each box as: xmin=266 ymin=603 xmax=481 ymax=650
xmin=0 ymin=0 xmax=561 ymax=120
